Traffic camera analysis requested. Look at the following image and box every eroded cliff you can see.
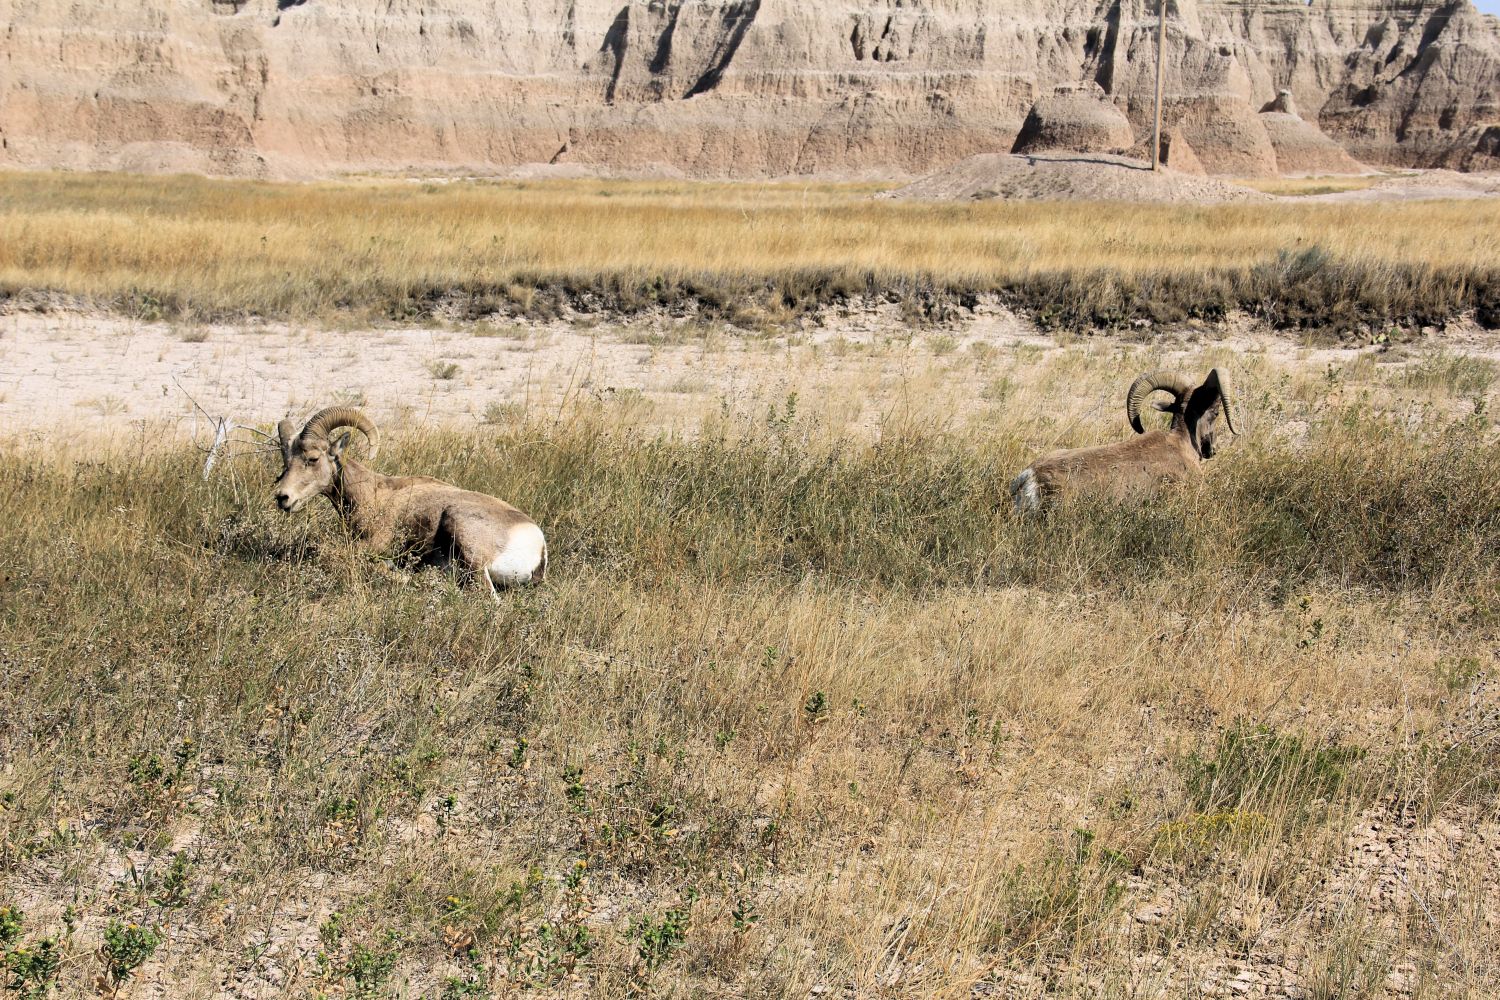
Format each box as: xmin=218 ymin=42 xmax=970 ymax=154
xmin=1 ymin=0 xmax=1496 ymax=178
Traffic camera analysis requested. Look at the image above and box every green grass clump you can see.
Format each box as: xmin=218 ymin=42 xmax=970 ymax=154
xmin=1184 ymin=723 xmax=1366 ymax=820
xmin=1152 ymin=810 xmax=1271 ymax=860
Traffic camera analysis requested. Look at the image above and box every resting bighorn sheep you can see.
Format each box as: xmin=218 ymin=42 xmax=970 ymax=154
xmin=273 ymin=407 xmax=547 ymax=593
xmin=1009 ymin=369 xmax=1237 ymax=511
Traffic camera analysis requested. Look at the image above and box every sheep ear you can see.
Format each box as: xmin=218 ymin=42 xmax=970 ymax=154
xmin=276 ymin=419 xmax=298 ymax=461
xmin=1185 ymin=371 xmax=1226 ymax=458
xmin=329 ymin=430 xmax=353 ymax=457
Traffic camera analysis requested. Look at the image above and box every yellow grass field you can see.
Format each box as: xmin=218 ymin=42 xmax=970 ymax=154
xmin=1 ymin=171 xmax=1498 ymax=998
xmin=2 ymin=172 xmax=1499 ymax=331
xmin=1235 ymin=176 xmax=1389 ymax=197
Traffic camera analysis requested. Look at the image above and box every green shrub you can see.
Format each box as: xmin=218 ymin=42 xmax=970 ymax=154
xmin=632 ymin=898 xmax=693 ymax=973
xmin=6 ymin=937 xmax=61 ymax=999
xmin=0 ymin=906 xmax=21 ymax=948
xmin=100 ymin=921 xmax=160 ymax=989
xmin=1183 ymin=723 xmax=1366 ymax=820
xmin=1151 ymin=809 xmax=1272 ymax=868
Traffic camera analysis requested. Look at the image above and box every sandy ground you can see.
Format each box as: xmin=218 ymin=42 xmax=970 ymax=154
xmin=887 ymin=153 xmax=1269 ymax=203
xmin=1 ymin=308 xmax=1048 ymax=442
xmin=4 ymin=307 xmax=1496 ymax=448
xmin=886 ymin=154 xmax=1500 ymax=204
xmin=1305 ymin=169 xmax=1500 ymax=202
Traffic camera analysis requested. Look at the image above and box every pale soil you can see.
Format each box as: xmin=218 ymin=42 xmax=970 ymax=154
xmin=1104 ymin=803 xmax=1500 ymax=1000
xmin=1306 ymin=170 xmax=1500 ymax=203
xmin=4 ymin=307 xmax=1496 ymax=448
xmin=887 ymin=154 xmax=1500 ymax=204
xmin=886 ymin=153 xmax=1271 ymax=204
xmin=182 ymin=159 xmax=1500 ymax=204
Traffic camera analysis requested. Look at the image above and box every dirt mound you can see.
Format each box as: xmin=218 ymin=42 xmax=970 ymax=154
xmin=1124 ymin=130 xmax=1208 ymax=175
xmin=1176 ymin=96 xmax=1281 ymax=177
xmin=1162 ymin=132 xmax=1209 ymax=176
xmin=1260 ymin=96 xmax=1366 ymax=175
xmin=1264 ymin=89 xmax=1299 ymax=116
xmin=889 ymin=153 xmax=1266 ymax=204
xmin=1011 ymin=84 xmax=1136 ymax=156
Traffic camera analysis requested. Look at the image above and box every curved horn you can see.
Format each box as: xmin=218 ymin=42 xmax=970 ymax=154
xmin=1126 ymin=371 xmax=1195 ymax=434
xmin=300 ymin=407 xmax=379 ymax=459
xmin=1208 ymin=367 xmax=1238 ymax=436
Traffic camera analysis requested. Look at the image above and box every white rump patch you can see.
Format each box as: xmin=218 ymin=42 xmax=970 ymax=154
xmin=488 ymin=522 xmax=547 ymax=588
xmin=1009 ymin=468 xmax=1040 ymax=513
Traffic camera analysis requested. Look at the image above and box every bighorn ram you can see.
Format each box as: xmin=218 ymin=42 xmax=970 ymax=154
xmin=1009 ymin=369 xmax=1237 ymax=511
xmin=273 ymin=407 xmax=547 ymax=593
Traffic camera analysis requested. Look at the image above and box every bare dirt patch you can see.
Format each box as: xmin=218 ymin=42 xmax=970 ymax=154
xmin=890 ymin=154 xmax=1500 ymax=206
xmin=5 ymin=310 xmax=1496 ymax=445
xmin=886 ymin=153 xmax=1269 ymax=204
xmin=1304 ymin=170 xmax=1500 ymax=203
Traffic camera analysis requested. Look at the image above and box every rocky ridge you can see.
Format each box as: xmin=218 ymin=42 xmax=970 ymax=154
xmin=1 ymin=0 xmax=1497 ymax=178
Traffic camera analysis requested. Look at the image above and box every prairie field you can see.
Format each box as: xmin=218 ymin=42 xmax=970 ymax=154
xmin=2 ymin=172 xmax=1500 ymax=999
xmin=2 ymin=172 xmax=1500 ymax=333
xmin=4 ymin=320 xmax=1500 ymax=998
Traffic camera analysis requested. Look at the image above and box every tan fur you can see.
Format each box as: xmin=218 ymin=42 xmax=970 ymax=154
xmin=1010 ymin=369 xmax=1233 ymax=511
xmin=1023 ymin=431 xmax=1201 ymax=506
xmin=273 ymin=419 xmax=546 ymax=592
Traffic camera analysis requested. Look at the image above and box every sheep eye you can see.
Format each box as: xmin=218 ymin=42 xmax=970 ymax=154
xmin=307 ymin=456 xmax=320 ymax=464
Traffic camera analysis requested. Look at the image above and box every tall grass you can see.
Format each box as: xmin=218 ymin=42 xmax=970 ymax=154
xmin=2 ymin=170 xmax=1498 ymax=995
xmin=3 ymin=172 xmax=1499 ymax=332
xmin=1 ymin=388 xmax=1496 ymax=996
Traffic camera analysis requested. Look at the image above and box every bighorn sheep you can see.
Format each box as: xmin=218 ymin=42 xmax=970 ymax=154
xmin=273 ymin=407 xmax=547 ymax=593
xmin=1009 ymin=369 xmax=1237 ymax=511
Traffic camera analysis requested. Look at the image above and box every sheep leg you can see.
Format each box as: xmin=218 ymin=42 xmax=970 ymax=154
xmin=432 ymin=513 xmax=484 ymax=595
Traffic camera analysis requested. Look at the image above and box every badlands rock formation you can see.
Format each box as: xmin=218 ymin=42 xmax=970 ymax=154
xmin=1259 ymin=90 xmax=1368 ymax=174
xmin=1012 ymin=84 xmax=1137 ymax=156
xmin=1 ymin=0 xmax=1497 ymax=178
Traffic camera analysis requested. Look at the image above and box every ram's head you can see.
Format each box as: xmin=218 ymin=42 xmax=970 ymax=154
xmin=273 ymin=407 xmax=379 ymax=513
xmin=1125 ymin=368 xmax=1238 ymax=459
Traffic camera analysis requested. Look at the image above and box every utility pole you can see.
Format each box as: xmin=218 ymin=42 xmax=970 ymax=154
xmin=1152 ymin=0 xmax=1167 ymax=171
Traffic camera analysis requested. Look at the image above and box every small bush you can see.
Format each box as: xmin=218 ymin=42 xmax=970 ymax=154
xmin=6 ymin=937 xmax=61 ymax=1000
xmin=1401 ymin=351 xmax=1497 ymax=397
xmin=343 ymin=943 xmax=398 ymax=997
xmin=632 ymin=899 xmax=693 ymax=973
xmin=0 ymin=906 xmax=21 ymax=947
xmin=100 ymin=921 xmax=160 ymax=989
xmin=1183 ymin=723 xmax=1366 ymax=820
xmin=1151 ymin=809 xmax=1271 ymax=867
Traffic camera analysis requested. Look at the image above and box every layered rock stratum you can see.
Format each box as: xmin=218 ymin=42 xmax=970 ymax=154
xmin=1 ymin=0 xmax=1497 ymax=179
xmin=1012 ymin=83 xmax=1138 ymax=155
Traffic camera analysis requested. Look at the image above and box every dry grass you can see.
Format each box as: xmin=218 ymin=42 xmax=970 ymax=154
xmin=1237 ymin=176 xmax=1391 ymax=197
xmin=1 ymin=343 xmax=1497 ymax=998
xmin=3 ymin=172 xmax=1500 ymax=332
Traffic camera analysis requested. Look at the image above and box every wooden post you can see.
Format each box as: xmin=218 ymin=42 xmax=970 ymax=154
xmin=1153 ymin=0 xmax=1167 ymax=171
